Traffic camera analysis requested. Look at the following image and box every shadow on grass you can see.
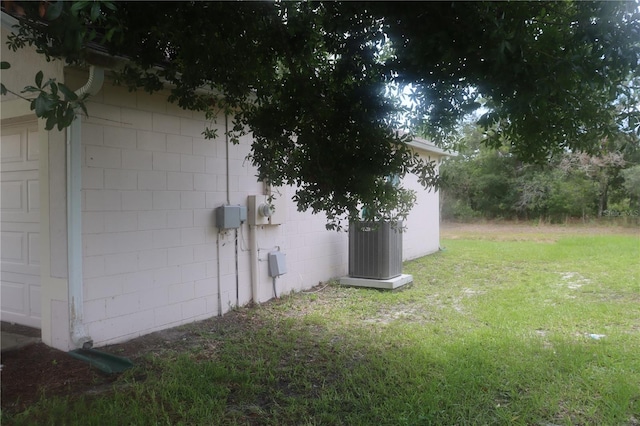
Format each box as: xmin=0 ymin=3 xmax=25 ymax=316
xmin=8 ymin=310 xmax=637 ymax=426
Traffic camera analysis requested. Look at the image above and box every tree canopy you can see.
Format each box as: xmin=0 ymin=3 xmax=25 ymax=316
xmin=2 ymin=1 xmax=639 ymax=228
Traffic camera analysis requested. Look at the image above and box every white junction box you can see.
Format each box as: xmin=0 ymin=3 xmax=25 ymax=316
xmin=268 ymin=251 xmax=287 ymax=277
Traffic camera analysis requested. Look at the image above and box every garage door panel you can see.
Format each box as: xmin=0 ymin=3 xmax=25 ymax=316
xmin=1 ymin=262 xmax=40 ymax=277
xmin=1 ymin=231 xmax=24 ymax=263
xmin=5 ymin=170 xmax=40 ymax=179
xmin=1 ymin=133 xmax=22 ymax=162
xmin=1 ymin=270 xmax=40 ymax=285
xmin=27 ymin=129 xmax=39 ymax=161
xmin=30 ymin=285 xmax=41 ymax=316
xmin=1 ymin=222 xmax=39 ymax=233
xmin=28 ymin=180 xmax=40 ymax=211
xmin=0 ymin=289 xmax=40 ymax=327
xmin=0 ymin=211 xmax=39 ymax=223
xmin=0 ymin=271 xmax=41 ymax=327
xmin=1 ymin=254 xmax=40 ymax=276
xmin=28 ymin=232 xmax=40 ymax=265
xmin=1 ymin=121 xmax=41 ymax=329
xmin=1 ymin=280 xmax=25 ymax=312
xmin=0 ymin=161 xmax=39 ymax=173
xmin=1 ymin=180 xmax=23 ymax=210
xmin=1 ymin=172 xmax=39 ymax=223
xmin=1 ymin=171 xmax=38 ymax=213
xmin=2 ymin=168 xmax=39 ymax=181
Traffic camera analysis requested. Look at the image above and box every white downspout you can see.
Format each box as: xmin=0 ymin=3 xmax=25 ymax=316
xmin=249 ymin=182 xmax=270 ymax=305
xmin=68 ymin=65 xmax=104 ymax=349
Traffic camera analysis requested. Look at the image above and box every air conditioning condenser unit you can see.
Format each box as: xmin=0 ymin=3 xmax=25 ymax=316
xmin=348 ymin=221 xmax=403 ymax=280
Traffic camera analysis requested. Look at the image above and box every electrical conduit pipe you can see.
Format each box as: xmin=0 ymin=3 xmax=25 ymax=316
xmin=250 ymin=223 xmax=259 ymax=304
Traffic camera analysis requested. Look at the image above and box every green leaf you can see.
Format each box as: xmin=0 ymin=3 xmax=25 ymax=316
xmin=70 ymin=1 xmax=87 ymax=16
xmin=50 ymin=82 xmax=59 ymax=96
xmin=34 ymin=94 xmax=50 ymax=116
xmin=75 ymin=31 xmax=83 ymax=51
xmin=45 ymin=1 xmax=64 ymax=20
xmin=56 ymin=102 xmax=65 ymax=121
xmin=45 ymin=115 xmax=56 ymax=131
xmin=0 ymin=61 xmax=10 ymax=70
xmin=21 ymin=86 xmax=41 ymax=94
xmin=58 ymin=83 xmax=78 ymax=101
xmin=0 ymin=83 xmax=7 ymax=96
xmin=63 ymin=106 xmax=76 ymax=125
xmin=78 ymin=101 xmax=89 ymax=118
xmin=58 ymin=106 xmax=75 ymax=130
xmin=35 ymin=71 xmax=44 ymax=89
xmin=105 ymin=27 xmax=117 ymax=42
xmin=90 ymin=2 xmax=100 ymax=21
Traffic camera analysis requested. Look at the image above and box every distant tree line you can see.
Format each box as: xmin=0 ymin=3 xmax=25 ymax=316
xmin=439 ymin=124 xmax=640 ymax=223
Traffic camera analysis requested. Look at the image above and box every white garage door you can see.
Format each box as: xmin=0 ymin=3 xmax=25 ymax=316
xmin=1 ymin=121 xmax=41 ymax=328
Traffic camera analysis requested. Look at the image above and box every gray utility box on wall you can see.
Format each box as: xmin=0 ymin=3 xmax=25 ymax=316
xmin=268 ymin=251 xmax=287 ymax=277
xmin=348 ymin=221 xmax=403 ymax=280
xmin=215 ymin=205 xmax=247 ymax=229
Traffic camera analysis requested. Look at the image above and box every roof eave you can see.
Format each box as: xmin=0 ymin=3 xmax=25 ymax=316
xmin=406 ymin=137 xmax=457 ymax=157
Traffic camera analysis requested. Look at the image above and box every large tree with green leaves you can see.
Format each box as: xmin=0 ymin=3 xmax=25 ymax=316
xmin=2 ymin=1 xmax=639 ymax=228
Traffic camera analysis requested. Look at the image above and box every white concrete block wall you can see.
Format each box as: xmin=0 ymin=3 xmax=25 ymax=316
xmin=75 ymin=77 xmax=442 ymax=347
xmin=80 ymin=85 xmax=221 ymax=345
xmin=402 ymin=155 xmax=444 ymax=260
xmin=245 ymin=201 xmax=350 ymax=302
xmin=77 ymin=83 xmax=349 ymax=346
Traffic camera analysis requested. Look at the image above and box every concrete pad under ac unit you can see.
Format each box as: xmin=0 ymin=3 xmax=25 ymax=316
xmin=339 ymin=273 xmax=413 ymax=290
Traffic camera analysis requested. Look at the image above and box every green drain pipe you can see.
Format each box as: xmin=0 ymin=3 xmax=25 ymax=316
xmin=68 ymin=348 xmax=133 ymax=374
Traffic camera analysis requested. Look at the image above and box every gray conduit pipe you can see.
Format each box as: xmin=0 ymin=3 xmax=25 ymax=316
xmin=250 ymin=224 xmax=259 ymax=304
xmin=216 ymin=233 xmax=222 ymax=316
xmin=228 ymin=115 xmax=240 ymax=308
xmin=68 ymin=65 xmax=104 ymax=349
xmin=224 ymin=113 xmax=241 ymax=308
xmin=216 ymin=113 xmax=231 ymax=317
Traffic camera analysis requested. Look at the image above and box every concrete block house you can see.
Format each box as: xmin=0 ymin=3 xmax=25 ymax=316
xmin=1 ymin=22 xmax=449 ymax=351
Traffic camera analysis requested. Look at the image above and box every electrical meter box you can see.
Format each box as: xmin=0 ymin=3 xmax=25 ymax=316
xmin=215 ymin=205 xmax=247 ymax=229
xmin=268 ymin=251 xmax=287 ymax=277
xmin=248 ymin=194 xmax=287 ymax=226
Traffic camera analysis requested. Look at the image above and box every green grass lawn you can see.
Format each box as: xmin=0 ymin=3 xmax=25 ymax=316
xmin=5 ymin=227 xmax=640 ymax=425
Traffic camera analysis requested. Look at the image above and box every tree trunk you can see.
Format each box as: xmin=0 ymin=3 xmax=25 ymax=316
xmin=597 ymin=178 xmax=609 ymax=218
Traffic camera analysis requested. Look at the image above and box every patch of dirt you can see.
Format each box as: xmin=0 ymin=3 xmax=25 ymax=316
xmin=558 ymin=271 xmax=592 ymax=290
xmin=1 ymin=341 xmax=119 ymax=414
xmin=362 ymin=304 xmax=433 ymax=325
xmin=0 ymin=310 xmax=249 ymax=416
